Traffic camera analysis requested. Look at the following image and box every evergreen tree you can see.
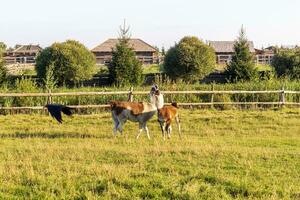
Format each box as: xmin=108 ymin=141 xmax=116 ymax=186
xmin=109 ymin=22 xmax=143 ymax=87
xmin=225 ymin=27 xmax=257 ymax=82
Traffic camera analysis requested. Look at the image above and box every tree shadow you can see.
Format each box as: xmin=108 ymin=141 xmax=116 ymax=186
xmin=0 ymin=132 xmax=111 ymax=139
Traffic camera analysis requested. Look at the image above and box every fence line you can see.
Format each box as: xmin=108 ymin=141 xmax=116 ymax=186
xmin=0 ymin=89 xmax=299 ymax=111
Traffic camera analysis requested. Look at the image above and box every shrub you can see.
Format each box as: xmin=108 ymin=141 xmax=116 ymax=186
xmin=213 ymin=94 xmax=232 ymax=110
xmin=164 ymin=36 xmax=216 ymax=82
xmin=13 ymin=78 xmax=40 ymax=107
xmin=35 ymin=40 xmax=97 ymax=86
xmin=272 ymin=48 xmax=300 ymax=79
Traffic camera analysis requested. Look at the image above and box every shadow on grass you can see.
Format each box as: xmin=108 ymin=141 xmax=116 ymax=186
xmin=0 ymin=132 xmax=111 ymax=139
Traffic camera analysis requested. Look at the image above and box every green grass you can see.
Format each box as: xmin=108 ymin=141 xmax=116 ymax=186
xmin=255 ymin=64 xmax=273 ymax=72
xmin=0 ymin=109 xmax=299 ymax=199
xmin=143 ymin=64 xmax=162 ymax=74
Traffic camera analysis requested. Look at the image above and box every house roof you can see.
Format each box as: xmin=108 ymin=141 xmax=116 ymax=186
xmin=13 ymin=45 xmax=43 ymax=53
xmin=92 ymin=39 xmax=157 ymax=53
xmin=209 ymin=41 xmax=255 ymax=53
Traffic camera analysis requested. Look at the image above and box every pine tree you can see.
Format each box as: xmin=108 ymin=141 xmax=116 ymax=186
xmin=225 ymin=27 xmax=257 ymax=82
xmin=109 ymin=22 xmax=143 ymax=87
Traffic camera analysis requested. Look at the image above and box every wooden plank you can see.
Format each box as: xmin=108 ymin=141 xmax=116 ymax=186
xmin=1 ymin=102 xmax=300 ymax=111
xmin=0 ymin=90 xmax=288 ymax=97
xmin=285 ymin=91 xmax=300 ymax=94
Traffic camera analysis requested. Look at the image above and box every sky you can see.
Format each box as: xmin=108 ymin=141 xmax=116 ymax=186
xmin=1 ymin=0 xmax=300 ymax=50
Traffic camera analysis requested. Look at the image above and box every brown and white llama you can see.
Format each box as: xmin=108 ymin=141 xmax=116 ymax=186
xmin=157 ymin=101 xmax=182 ymax=140
xmin=110 ymin=85 xmax=164 ymax=139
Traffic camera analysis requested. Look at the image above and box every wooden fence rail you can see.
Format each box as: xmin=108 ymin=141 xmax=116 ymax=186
xmin=0 ymin=89 xmax=299 ymax=111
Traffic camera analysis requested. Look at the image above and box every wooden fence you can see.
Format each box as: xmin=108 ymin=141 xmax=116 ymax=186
xmin=0 ymin=89 xmax=300 ymax=110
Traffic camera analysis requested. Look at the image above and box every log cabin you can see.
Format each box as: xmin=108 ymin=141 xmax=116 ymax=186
xmin=91 ymin=39 xmax=159 ymax=65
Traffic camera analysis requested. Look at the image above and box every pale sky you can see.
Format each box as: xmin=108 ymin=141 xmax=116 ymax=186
xmin=1 ymin=0 xmax=300 ymax=50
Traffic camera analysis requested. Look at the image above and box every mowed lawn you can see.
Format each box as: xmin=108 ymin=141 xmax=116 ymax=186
xmin=0 ymin=109 xmax=299 ymax=200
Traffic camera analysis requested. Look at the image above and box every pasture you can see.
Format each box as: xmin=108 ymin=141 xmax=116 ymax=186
xmin=0 ymin=108 xmax=299 ymax=199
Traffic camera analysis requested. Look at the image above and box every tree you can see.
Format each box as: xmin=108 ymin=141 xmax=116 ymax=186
xmin=35 ymin=40 xmax=96 ymax=86
xmin=164 ymin=36 xmax=216 ymax=82
xmin=0 ymin=42 xmax=7 ymax=85
xmin=225 ymin=27 xmax=258 ymax=82
xmin=272 ymin=48 xmax=300 ymax=79
xmin=109 ymin=23 xmax=143 ymax=86
xmin=0 ymin=42 xmax=6 ymax=52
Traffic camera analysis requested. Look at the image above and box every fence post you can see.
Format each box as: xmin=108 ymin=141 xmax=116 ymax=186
xmin=279 ymin=87 xmax=285 ymax=108
xmin=128 ymin=87 xmax=133 ymax=102
xmin=210 ymin=84 xmax=214 ymax=109
xmin=47 ymin=89 xmax=52 ymax=104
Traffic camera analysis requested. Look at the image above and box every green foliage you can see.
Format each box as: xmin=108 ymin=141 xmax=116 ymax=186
xmin=35 ymin=40 xmax=97 ymax=86
xmin=43 ymin=63 xmax=57 ymax=90
xmin=225 ymin=27 xmax=258 ymax=82
xmin=164 ymin=36 xmax=216 ymax=82
xmin=0 ymin=42 xmax=6 ymax=52
xmin=0 ymin=42 xmax=7 ymax=85
xmin=143 ymin=64 xmax=161 ymax=74
xmin=109 ymin=25 xmax=143 ymax=87
xmin=272 ymin=48 xmax=300 ymax=79
xmin=13 ymin=78 xmax=40 ymax=107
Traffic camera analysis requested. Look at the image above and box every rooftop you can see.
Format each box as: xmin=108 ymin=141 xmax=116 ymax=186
xmin=12 ymin=45 xmax=43 ymax=53
xmin=209 ymin=41 xmax=255 ymax=53
xmin=91 ymin=39 xmax=157 ymax=53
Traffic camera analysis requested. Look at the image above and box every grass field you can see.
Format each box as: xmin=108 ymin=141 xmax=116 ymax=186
xmin=0 ymin=109 xmax=299 ymax=199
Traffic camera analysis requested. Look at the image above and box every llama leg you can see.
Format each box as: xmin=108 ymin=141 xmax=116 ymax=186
xmin=117 ymin=120 xmax=124 ymax=135
xmin=164 ymin=119 xmax=172 ymax=139
xmin=175 ymin=116 xmax=182 ymax=138
xmin=166 ymin=123 xmax=172 ymax=139
xmin=144 ymin=125 xmax=150 ymax=140
xmin=162 ymin=122 xmax=166 ymax=141
xmin=136 ymin=123 xmax=143 ymax=139
xmin=117 ymin=123 xmax=123 ymax=135
xmin=113 ymin=121 xmax=119 ymax=136
xmin=158 ymin=120 xmax=164 ymax=137
xmin=112 ymin=112 xmax=119 ymax=136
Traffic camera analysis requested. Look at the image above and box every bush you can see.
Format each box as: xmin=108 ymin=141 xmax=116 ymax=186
xmin=13 ymin=78 xmax=41 ymax=107
xmin=35 ymin=40 xmax=97 ymax=86
xmin=213 ymin=94 xmax=232 ymax=110
xmin=272 ymin=48 xmax=300 ymax=79
xmin=164 ymin=36 xmax=216 ymax=82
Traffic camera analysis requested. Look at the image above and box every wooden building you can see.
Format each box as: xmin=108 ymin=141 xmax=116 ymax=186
xmin=91 ymin=39 xmax=159 ymax=65
xmin=209 ymin=41 xmax=255 ymax=64
xmin=4 ymin=45 xmax=43 ymax=64
xmin=255 ymin=46 xmax=276 ymax=65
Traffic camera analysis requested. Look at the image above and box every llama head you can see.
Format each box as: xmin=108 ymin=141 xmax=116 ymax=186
xmin=150 ymin=84 xmax=159 ymax=94
xmin=149 ymin=85 xmax=164 ymax=109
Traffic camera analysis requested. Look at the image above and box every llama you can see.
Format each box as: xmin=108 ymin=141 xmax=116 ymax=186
xmin=157 ymin=102 xmax=182 ymax=140
xmin=110 ymin=85 xmax=164 ymax=139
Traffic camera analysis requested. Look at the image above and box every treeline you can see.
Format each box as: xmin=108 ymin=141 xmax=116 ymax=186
xmin=0 ymin=26 xmax=300 ymax=90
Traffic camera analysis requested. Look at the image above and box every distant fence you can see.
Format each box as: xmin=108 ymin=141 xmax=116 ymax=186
xmin=0 ymin=88 xmax=300 ymax=111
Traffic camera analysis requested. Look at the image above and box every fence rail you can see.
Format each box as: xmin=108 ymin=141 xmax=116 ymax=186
xmin=0 ymin=89 xmax=299 ymax=111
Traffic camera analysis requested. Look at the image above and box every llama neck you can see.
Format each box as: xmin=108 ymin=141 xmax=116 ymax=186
xmin=150 ymin=94 xmax=164 ymax=109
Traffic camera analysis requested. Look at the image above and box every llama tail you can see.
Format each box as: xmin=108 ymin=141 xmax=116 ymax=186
xmin=171 ymin=102 xmax=179 ymax=108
